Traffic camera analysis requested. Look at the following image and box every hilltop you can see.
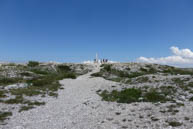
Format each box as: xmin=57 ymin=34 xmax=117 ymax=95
xmin=0 ymin=62 xmax=193 ymax=129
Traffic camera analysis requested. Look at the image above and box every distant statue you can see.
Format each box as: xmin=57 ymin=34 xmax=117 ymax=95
xmin=93 ymin=53 xmax=109 ymax=64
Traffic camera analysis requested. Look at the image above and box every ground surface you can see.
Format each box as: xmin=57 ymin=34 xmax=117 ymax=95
xmin=1 ymin=65 xmax=193 ymax=129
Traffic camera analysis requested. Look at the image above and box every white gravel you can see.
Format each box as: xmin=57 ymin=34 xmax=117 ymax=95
xmin=1 ymin=65 xmax=193 ymax=129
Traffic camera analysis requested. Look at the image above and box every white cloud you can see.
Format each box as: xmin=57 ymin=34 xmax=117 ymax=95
xmin=137 ymin=46 xmax=193 ymax=67
xmin=170 ymin=46 xmax=193 ymax=59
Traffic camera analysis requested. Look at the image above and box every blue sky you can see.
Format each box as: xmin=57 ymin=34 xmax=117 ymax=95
xmin=0 ymin=0 xmax=193 ymax=63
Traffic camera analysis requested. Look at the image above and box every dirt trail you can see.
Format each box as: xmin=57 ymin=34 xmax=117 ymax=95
xmin=2 ymin=66 xmax=122 ymax=129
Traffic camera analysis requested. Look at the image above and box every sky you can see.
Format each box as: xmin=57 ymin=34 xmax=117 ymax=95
xmin=0 ymin=0 xmax=193 ymax=65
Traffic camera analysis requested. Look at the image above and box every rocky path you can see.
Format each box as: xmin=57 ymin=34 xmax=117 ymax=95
xmin=1 ymin=66 xmax=120 ymax=129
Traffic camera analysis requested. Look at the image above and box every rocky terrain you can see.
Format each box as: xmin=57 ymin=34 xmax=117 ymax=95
xmin=0 ymin=62 xmax=93 ymax=126
xmin=1 ymin=62 xmax=193 ymax=129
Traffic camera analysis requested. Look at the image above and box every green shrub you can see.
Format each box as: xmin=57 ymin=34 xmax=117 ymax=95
xmin=127 ymin=72 xmax=144 ymax=78
xmin=144 ymin=89 xmax=167 ymax=102
xmin=0 ymin=111 xmax=12 ymax=121
xmin=10 ymin=87 xmax=42 ymax=96
xmin=187 ymin=82 xmax=193 ymax=87
xmin=19 ymin=105 xmax=34 ymax=112
xmin=163 ymin=67 xmax=193 ymax=75
xmin=140 ymin=68 xmax=148 ymax=72
xmin=189 ymin=96 xmax=193 ymax=101
xmin=28 ymin=61 xmax=39 ymax=67
xmin=168 ymin=121 xmax=182 ymax=127
xmin=159 ymin=86 xmax=176 ymax=96
xmin=99 ymin=88 xmax=142 ymax=103
xmin=110 ymin=77 xmax=123 ymax=82
xmin=99 ymin=87 xmax=170 ymax=104
xmin=19 ymin=101 xmax=45 ymax=112
xmin=103 ymin=65 xmax=112 ymax=72
xmin=136 ymin=76 xmax=149 ymax=83
xmin=117 ymin=88 xmax=142 ymax=103
xmin=0 ymin=78 xmax=22 ymax=85
xmin=148 ymin=67 xmax=157 ymax=74
xmin=57 ymin=65 xmax=71 ymax=72
xmin=4 ymin=95 xmax=25 ymax=104
xmin=27 ymin=101 xmax=45 ymax=106
xmin=172 ymin=78 xmax=184 ymax=85
xmin=99 ymin=90 xmax=118 ymax=102
xmin=30 ymin=69 xmax=49 ymax=75
xmin=100 ymin=64 xmax=105 ymax=67
xmin=20 ymin=72 xmax=32 ymax=76
xmin=91 ymin=72 xmax=102 ymax=77
xmin=0 ymin=90 xmax=6 ymax=98
xmin=60 ymin=73 xmax=76 ymax=79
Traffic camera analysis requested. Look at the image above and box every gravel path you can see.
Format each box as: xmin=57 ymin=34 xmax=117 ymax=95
xmin=1 ymin=66 xmax=120 ymax=129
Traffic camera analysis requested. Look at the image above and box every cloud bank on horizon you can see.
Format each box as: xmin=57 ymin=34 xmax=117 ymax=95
xmin=137 ymin=46 xmax=193 ymax=67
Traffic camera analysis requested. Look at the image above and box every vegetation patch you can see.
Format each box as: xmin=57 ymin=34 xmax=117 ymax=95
xmin=189 ymin=96 xmax=193 ymax=101
xmin=4 ymin=96 xmax=26 ymax=104
xmin=0 ymin=90 xmax=7 ymax=98
xmin=19 ymin=105 xmax=34 ymax=112
xmin=99 ymin=88 xmax=142 ymax=103
xmin=144 ymin=89 xmax=168 ymax=103
xmin=19 ymin=101 xmax=45 ymax=112
xmin=172 ymin=78 xmax=184 ymax=85
xmin=159 ymin=86 xmax=176 ymax=96
xmin=0 ymin=78 xmax=24 ymax=86
xmin=27 ymin=61 xmax=39 ymax=67
xmin=91 ymin=72 xmax=102 ymax=77
xmin=135 ymin=76 xmax=149 ymax=83
xmin=30 ymin=69 xmax=49 ymax=75
xmin=99 ymin=87 xmax=173 ymax=104
xmin=167 ymin=121 xmax=182 ymax=127
xmin=0 ymin=111 xmax=12 ymax=122
xmin=163 ymin=67 xmax=193 ymax=75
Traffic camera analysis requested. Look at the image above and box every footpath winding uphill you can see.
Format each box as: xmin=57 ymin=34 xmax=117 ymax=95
xmin=2 ymin=66 xmax=120 ymax=129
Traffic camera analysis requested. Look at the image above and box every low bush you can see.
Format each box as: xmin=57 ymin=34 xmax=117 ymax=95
xmin=91 ymin=72 xmax=102 ymax=77
xmin=144 ymin=89 xmax=168 ymax=102
xmin=4 ymin=95 xmax=25 ymax=104
xmin=28 ymin=61 xmax=39 ymax=67
xmin=136 ymin=76 xmax=149 ymax=83
xmin=99 ymin=88 xmax=142 ymax=103
xmin=0 ymin=78 xmax=23 ymax=86
xmin=189 ymin=96 xmax=193 ymax=101
xmin=0 ymin=90 xmax=6 ymax=98
xmin=103 ymin=64 xmax=112 ymax=72
xmin=57 ymin=65 xmax=71 ymax=72
xmin=19 ymin=101 xmax=45 ymax=112
xmin=163 ymin=67 xmax=193 ymax=75
xmin=0 ymin=111 xmax=12 ymax=122
xmin=117 ymin=88 xmax=142 ymax=103
xmin=159 ymin=86 xmax=176 ymax=96
xmin=20 ymin=72 xmax=32 ymax=76
xmin=168 ymin=121 xmax=182 ymax=127
xmin=10 ymin=87 xmax=42 ymax=96
xmin=30 ymin=69 xmax=49 ymax=75
xmin=19 ymin=105 xmax=34 ymax=112
xmin=99 ymin=87 xmax=170 ymax=104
